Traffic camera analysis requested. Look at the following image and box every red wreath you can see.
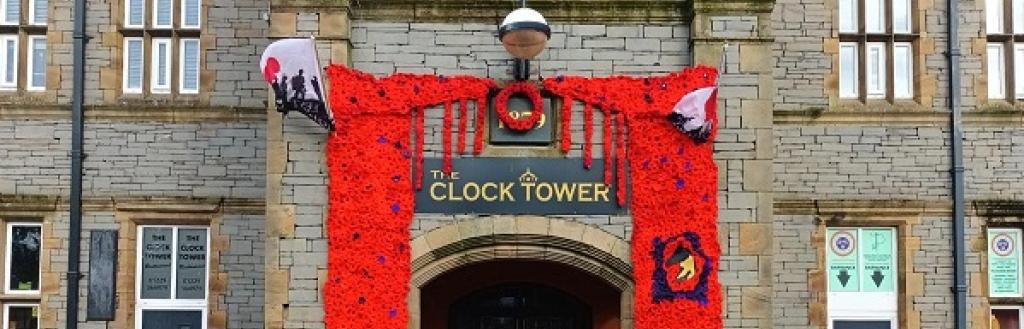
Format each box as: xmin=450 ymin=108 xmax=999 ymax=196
xmin=495 ymin=82 xmax=543 ymax=131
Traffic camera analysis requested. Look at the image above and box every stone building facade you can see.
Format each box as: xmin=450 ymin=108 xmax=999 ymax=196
xmin=0 ymin=0 xmax=1020 ymax=329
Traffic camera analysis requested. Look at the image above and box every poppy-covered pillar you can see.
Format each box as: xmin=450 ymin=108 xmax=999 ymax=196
xmin=690 ymin=0 xmax=776 ymax=327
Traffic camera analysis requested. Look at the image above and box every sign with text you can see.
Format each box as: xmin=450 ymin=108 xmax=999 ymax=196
xmin=827 ymin=229 xmax=859 ymax=292
xmin=140 ymin=227 xmax=173 ymax=299
xmin=989 ymin=228 xmax=1022 ymax=297
xmin=488 ymin=96 xmax=554 ymax=145
xmin=414 ymin=158 xmax=625 ymax=215
xmin=175 ymin=228 xmax=208 ymax=299
xmin=860 ymin=229 xmax=894 ymax=292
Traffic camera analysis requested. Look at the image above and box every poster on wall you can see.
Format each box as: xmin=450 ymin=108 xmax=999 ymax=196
xmin=859 ymin=229 xmax=894 ymax=292
xmin=826 ymin=228 xmax=896 ymax=293
xmin=827 ymin=229 xmax=859 ymax=292
xmin=988 ymin=228 xmax=1022 ymax=297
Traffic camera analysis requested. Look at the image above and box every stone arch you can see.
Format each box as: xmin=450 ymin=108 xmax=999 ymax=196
xmin=408 ymin=216 xmax=634 ymax=329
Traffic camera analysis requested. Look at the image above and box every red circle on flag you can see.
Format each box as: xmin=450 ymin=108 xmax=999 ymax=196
xmin=263 ymin=57 xmax=281 ymax=83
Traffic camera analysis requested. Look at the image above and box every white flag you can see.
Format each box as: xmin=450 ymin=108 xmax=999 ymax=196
xmin=668 ymin=86 xmax=716 ymax=143
xmin=260 ymin=38 xmax=334 ymax=130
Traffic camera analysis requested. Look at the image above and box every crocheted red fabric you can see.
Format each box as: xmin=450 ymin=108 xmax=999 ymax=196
xmin=324 ymin=64 xmax=720 ymax=329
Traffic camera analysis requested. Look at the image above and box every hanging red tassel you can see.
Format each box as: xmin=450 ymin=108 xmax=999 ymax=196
xmin=443 ymin=101 xmax=453 ymax=173
xmin=583 ymin=102 xmax=593 ymax=169
xmin=602 ymin=107 xmax=613 ymax=185
xmin=457 ymin=98 xmax=468 ymax=155
xmin=415 ymin=107 xmax=425 ymax=190
xmin=615 ymin=112 xmax=627 ymax=206
xmin=474 ymin=96 xmax=487 ymax=155
xmin=560 ymin=96 xmax=572 ymax=153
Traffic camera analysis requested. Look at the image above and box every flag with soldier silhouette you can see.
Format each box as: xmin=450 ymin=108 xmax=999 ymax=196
xmin=260 ymin=38 xmax=335 ymax=130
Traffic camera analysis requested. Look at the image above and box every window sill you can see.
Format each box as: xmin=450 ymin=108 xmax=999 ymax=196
xmin=833 ymin=98 xmax=928 ymax=112
xmin=0 ymin=294 xmax=41 ymax=301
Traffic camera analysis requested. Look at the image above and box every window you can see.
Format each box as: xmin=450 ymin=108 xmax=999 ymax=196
xmin=26 ymin=36 xmax=43 ymax=90
xmin=2 ymin=304 xmax=38 ymax=329
xmin=0 ymin=0 xmax=45 ymax=92
xmin=0 ymin=35 xmax=17 ymax=90
xmin=136 ymin=226 xmax=209 ymax=329
xmin=5 ymin=223 xmax=40 ymax=295
xmin=988 ymin=0 xmax=1024 ymax=100
xmin=837 ymin=0 xmax=916 ymax=101
xmin=993 ymin=306 xmax=1023 ymax=329
xmin=122 ymin=0 xmax=201 ymax=96
xmin=826 ymin=228 xmax=897 ymax=329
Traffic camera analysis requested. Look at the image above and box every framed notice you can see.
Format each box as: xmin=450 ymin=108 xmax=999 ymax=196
xmin=827 ymin=229 xmax=859 ymax=292
xmin=988 ymin=228 xmax=1022 ymax=297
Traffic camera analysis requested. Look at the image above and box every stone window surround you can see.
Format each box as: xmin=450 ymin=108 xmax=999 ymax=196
xmin=825 ymin=0 xmax=937 ymax=111
xmin=0 ymin=0 xmax=50 ymax=97
xmin=977 ymin=208 xmax=1024 ymax=327
xmin=980 ymin=0 xmax=1024 ymax=109
xmin=112 ymin=203 xmax=228 ymax=329
xmin=798 ymin=206 xmax=925 ymax=329
xmin=0 ymin=200 xmax=56 ymax=329
xmin=114 ymin=0 xmax=210 ymax=102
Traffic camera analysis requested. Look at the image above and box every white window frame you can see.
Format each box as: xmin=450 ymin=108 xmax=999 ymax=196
xmin=990 ymin=43 xmax=1007 ymax=99
xmin=991 ymin=305 xmax=1024 ymax=329
xmin=839 ymin=42 xmax=859 ymax=99
xmin=0 ymin=34 xmax=16 ymax=90
xmin=27 ymin=0 xmax=44 ymax=26
xmin=4 ymin=222 xmax=42 ymax=295
xmin=150 ymin=38 xmax=171 ymax=93
xmin=178 ymin=38 xmax=199 ymax=94
xmin=134 ymin=225 xmax=210 ymax=329
xmin=151 ymin=0 xmax=172 ymax=29
xmin=864 ymin=0 xmax=884 ymax=33
xmin=865 ymin=42 xmax=886 ymax=99
xmin=123 ymin=37 xmax=143 ymax=93
xmin=838 ymin=0 xmax=857 ymax=34
xmin=892 ymin=0 xmax=911 ymax=34
xmin=0 ymin=0 xmax=18 ymax=26
xmin=26 ymin=35 xmax=44 ymax=91
xmin=180 ymin=0 xmax=200 ymax=29
xmin=893 ymin=42 xmax=913 ymax=99
xmin=826 ymin=227 xmax=898 ymax=329
xmin=124 ymin=0 xmax=143 ymax=28
xmin=2 ymin=303 xmax=40 ymax=329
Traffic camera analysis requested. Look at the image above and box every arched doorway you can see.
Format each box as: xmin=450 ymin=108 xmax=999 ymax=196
xmin=422 ymin=260 xmax=620 ymax=329
xmin=409 ymin=217 xmax=633 ymax=329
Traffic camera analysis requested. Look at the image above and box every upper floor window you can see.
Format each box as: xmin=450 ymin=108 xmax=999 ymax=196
xmin=837 ymin=0 xmax=915 ymax=101
xmin=987 ymin=0 xmax=1024 ymax=101
xmin=0 ymin=0 xmax=46 ymax=92
xmin=122 ymin=0 xmax=200 ymax=96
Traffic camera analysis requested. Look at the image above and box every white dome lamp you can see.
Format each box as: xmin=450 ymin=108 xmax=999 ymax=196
xmin=498 ymin=2 xmax=550 ymax=80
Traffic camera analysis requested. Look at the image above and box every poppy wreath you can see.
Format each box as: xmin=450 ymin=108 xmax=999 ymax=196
xmin=494 ymin=81 xmax=543 ymax=131
xmin=323 ymin=64 xmax=720 ymax=329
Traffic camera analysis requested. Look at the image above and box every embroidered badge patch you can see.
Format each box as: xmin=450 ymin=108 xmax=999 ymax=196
xmin=651 ymin=231 xmax=712 ymax=305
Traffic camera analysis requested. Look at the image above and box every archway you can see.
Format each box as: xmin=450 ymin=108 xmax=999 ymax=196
xmin=408 ymin=216 xmax=633 ymax=329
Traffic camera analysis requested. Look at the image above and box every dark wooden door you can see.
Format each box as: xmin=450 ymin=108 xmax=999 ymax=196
xmin=449 ymin=283 xmax=592 ymax=329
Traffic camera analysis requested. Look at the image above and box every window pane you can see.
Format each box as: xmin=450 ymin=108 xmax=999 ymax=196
xmin=5 ymin=38 xmax=15 ymax=85
xmin=140 ymin=227 xmax=172 ymax=299
xmin=30 ymin=38 xmax=45 ymax=88
xmin=176 ymin=228 xmax=207 ymax=299
xmin=5 ymin=0 xmax=19 ymax=24
xmin=893 ymin=0 xmax=910 ymax=33
xmin=1017 ymin=45 xmax=1024 ymax=99
xmin=8 ymin=225 xmax=41 ymax=292
xmin=839 ymin=43 xmax=858 ymax=98
xmin=993 ymin=308 xmax=1022 ymax=329
xmin=152 ymin=39 xmax=169 ymax=90
xmin=893 ymin=43 xmax=913 ymax=99
xmin=865 ymin=0 xmax=884 ymax=33
xmin=126 ymin=38 xmax=143 ymax=90
xmin=181 ymin=39 xmax=199 ymax=92
xmin=988 ymin=0 xmax=1004 ymax=34
xmin=155 ymin=0 xmax=170 ymax=26
xmin=866 ymin=43 xmax=886 ymax=98
xmin=31 ymin=0 xmax=45 ymax=24
xmin=1016 ymin=0 xmax=1024 ymax=34
xmin=158 ymin=43 xmax=166 ymax=85
xmin=5 ymin=305 xmax=39 ymax=329
xmin=183 ymin=0 xmax=199 ymax=27
xmin=989 ymin=44 xmax=1006 ymax=99
xmin=127 ymin=0 xmax=143 ymax=26
xmin=839 ymin=0 xmax=857 ymax=33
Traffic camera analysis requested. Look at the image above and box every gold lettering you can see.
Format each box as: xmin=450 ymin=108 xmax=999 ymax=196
xmin=594 ymin=184 xmax=610 ymax=202
xmin=522 ymin=184 xmax=533 ymax=202
xmin=430 ymin=183 xmax=446 ymax=201
xmin=553 ymin=183 xmax=576 ymax=201
xmin=500 ymin=183 xmax=515 ymax=201
xmin=481 ymin=183 xmax=498 ymax=202
xmin=577 ymin=183 xmax=593 ymax=202
xmin=430 ymin=170 xmax=445 ymax=180
xmin=536 ymin=183 xmax=553 ymax=202
xmin=448 ymin=183 xmax=462 ymax=201
xmin=463 ymin=183 xmax=480 ymax=202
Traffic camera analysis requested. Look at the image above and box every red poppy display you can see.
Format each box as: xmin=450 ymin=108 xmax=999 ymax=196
xmin=324 ymin=64 xmax=720 ymax=329
xmin=494 ymin=81 xmax=544 ymax=131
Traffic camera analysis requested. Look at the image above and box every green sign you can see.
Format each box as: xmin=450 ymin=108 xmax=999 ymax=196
xmin=827 ymin=228 xmax=896 ymax=293
xmin=988 ymin=228 xmax=1021 ymax=297
xmin=860 ymin=229 xmax=894 ymax=292
xmin=827 ymin=229 xmax=859 ymax=292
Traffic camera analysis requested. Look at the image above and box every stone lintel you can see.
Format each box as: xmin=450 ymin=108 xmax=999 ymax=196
xmin=350 ymin=0 xmax=688 ymax=24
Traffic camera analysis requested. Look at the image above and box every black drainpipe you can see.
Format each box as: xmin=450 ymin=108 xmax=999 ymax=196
xmin=946 ymin=0 xmax=966 ymax=326
xmin=67 ymin=0 xmax=87 ymax=325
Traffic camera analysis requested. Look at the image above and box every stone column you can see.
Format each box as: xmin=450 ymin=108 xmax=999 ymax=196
xmin=265 ymin=1 xmax=352 ymax=329
xmin=691 ymin=0 xmax=775 ymax=328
